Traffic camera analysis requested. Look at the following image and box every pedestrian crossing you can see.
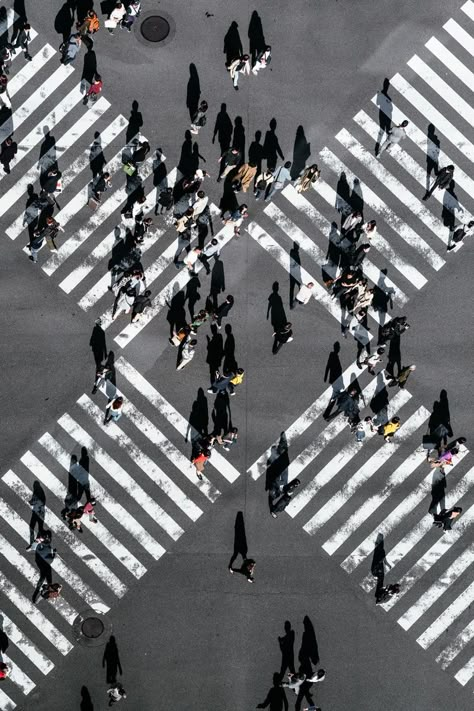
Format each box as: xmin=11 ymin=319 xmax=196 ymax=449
xmin=0 ymin=356 xmax=240 ymax=708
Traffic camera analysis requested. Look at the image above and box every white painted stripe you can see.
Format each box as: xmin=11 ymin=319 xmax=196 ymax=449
xmin=124 ymin=401 xmax=220 ymax=503
xmin=7 ymin=464 xmax=126 ymax=597
xmin=38 ymin=433 xmax=147 ymax=578
xmin=337 ymin=128 xmax=448 ymax=245
xmin=283 ymin=378 xmax=385 ymax=514
xmin=354 ymin=111 xmax=470 ymax=227
xmin=58 ymin=412 xmax=180 ymax=545
xmin=61 ymin=223 xmax=164 ymax=295
xmin=6 ymin=115 xmax=128 ymax=240
xmin=382 ymin=502 xmax=474 ymax=612
xmin=444 ymin=19 xmax=474 ymax=57
xmin=454 ymin=654 xmax=474 ymax=686
xmin=419 ymin=578 xmax=474 ymax=650
xmin=2 ymin=75 xmax=82 ymax=193
xmin=1 ymin=653 xmax=35 ymax=695
xmin=5 ymin=43 xmax=55 ymax=96
xmin=359 ymin=465 xmax=474 ymax=592
xmin=371 ymin=93 xmax=474 ymax=203
xmin=115 ymin=356 xmax=241 ymax=483
xmin=0 ymin=498 xmax=106 ymax=615
xmin=0 ymin=614 xmax=53 ymax=674
xmin=408 ymin=55 xmax=474 ymax=127
xmin=427 ymin=36 xmax=474 ymax=93
xmin=390 ymin=73 xmax=474 ymax=163
xmin=42 ymin=154 xmax=156 ymax=274
xmin=247 ymin=220 xmax=372 ymax=342
xmin=113 ymin=220 xmax=237 ymax=348
xmin=462 ymin=0 xmax=474 ymax=21
xmin=320 ymin=147 xmax=444 ymax=271
xmin=326 ymin=447 xmax=425 ymax=556
xmin=282 ymin=184 xmax=407 ymax=305
xmin=0 ymin=97 xmax=110 ymax=219
xmin=437 ymin=618 xmax=474 ymax=669
xmin=343 ymin=448 xmax=468 ymax=575
xmin=305 ymin=402 xmax=426 ymax=533
xmin=0 ymin=688 xmax=16 ymax=711
xmin=0 ymin=573 xmax=72 ymax=654
xmin=0 ymin=528 xmax=77 ymax=626
xmin=398 ymin=541 xmax=474 ymax=630
xmin=312 ymin=181 xmax=428 ymax=294
xmin=77 ymin=394 xmax=203 ymax=522
xmin=265 ymin=201 xmax=384 ymax=325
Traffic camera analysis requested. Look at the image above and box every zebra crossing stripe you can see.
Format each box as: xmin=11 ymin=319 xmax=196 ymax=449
xmin=5 ymin=43 xmax=55 ymax=96
xmin=7 ymin=115 xmax=128 ymax=240
xmin=426 ymin=36 xmax=474 ymax=93
xmin=0 ymin=530 xmax=78 ymax=626
xmin=342 ymin=448 xmax=469 ymax=575
xmin=281 ymin=184 xmax=407 ymax=306
xmin=461 ymin=0 xmax=474 ymax=21
xmin=247 ymin=220 xmax=372 ymax=343
xmin=1 ymin=653 xmax=34 ymax=695
xmin=398 ymin=541 xmax=474 ymax=631
xmin=443 ymin=19 xmax=474 ymax=57
xmin=337 ymin=128 xmax=448 ymax=244
xmin=0 ymin=97 xmax=110 ymax=219
xmin=437 ymin=619 xmax=474 ymax=669
xmin=0 ymin=614 xmax=54 ymax=674
xmin=57 ymin=412 xmax=181 ymax=545
xmin=324 ymin=447 xmax=425 ymax=556
xmin=304 ymin=401 xmax=426 ymax=534
xmin=37 ymin=433 xmax=148 ymax=579
xmin=390 ymin=73 xmax=474 ymax=164
xmin=123 ymin=401 xmax=221 ymax=504
xmin=320 ymin=147 xmax=445 ymax=271
xmin=0 ymin=687 xmax=16 ymax=711
xmin=113 ymin=221 xmax=237 ymax=348
xmin=454 ymin=654 xmax=474 ymax=686
xmin=0 ymin=572 xmax=72 ymax=654
xmin=312 ymin=179 xmax=427 ymax=290
xmin=115 ymin=356 xmax=241 ymax=484
xmin=77 ymin=395 xmax=203 ymax=522
xmin=0 ymin=498 xmax=108 ymax=614
xmin=247 ymin=362 xmax=367 ymax=480
xmin=42 ymin=153 xmax=156 ymax=275
xmin=360 ymin=466 xmax=474 ymax=592
xmin=381 ymin=503 xmax=474 ymax=612
xmin=2 ymin=78 xmax=83 ymax=185
xmin=419 ymin=578 xmax=474 ymax=650
xmin=354 ymin=111 xmax=471 ymax=225
xmin=7 ymin=464 xmax=127 ymax=597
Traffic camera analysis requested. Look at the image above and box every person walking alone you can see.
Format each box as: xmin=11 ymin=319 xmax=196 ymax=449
xmin=423 ymin=164 xmax=454 ymax=201
xmin=213 ymin=295 xmax=234 ymax=329
xmin=190 ymin=100 xmax=208 ymax=135
xmin=0 ymin=136 xmax=17 ymax=173
xmin=83 ymin=74 xmax=103 ymax=105
xmin=376 ymin=120 xmax=409 ymax=157
xmin=272 ymin=322 xmax=293 ymax=354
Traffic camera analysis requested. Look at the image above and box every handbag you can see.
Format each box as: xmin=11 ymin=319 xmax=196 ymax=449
xmin=104 ymin=18 xmax=117 ymax=28
xmin=422 ymin=434 xmax=437 ymax=450
xmin=123 ymin=162 xmax=136 ymax=176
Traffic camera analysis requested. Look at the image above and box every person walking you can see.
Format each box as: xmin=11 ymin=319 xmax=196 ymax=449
xmin=254 ymin=168 xmax=274 ymax=200
xmin=448 ymin=220 xmax=474 ymax=251
xmin=229 ymin=557 xmax=256 ymax=582
xmin=272 ymin=322 xmax=293 ymax=354
xmin=122 ymin=1 xmax=141 ymax=32
xmin=358 ymin=347 xmax=384 ymax=373
xmin=77 ymin=9 xmax=100 ymax=37
xmin=270 ymin=479 xmax=301 ymax=518
xmin=381 ymin=416 xmax=401 ymax=442
xmin=388 ymin=363 xmax=416 ymax=388
xmin=60 ymin=33 xmax=82 ymax=65
xmin=27 ymin=217 xmax=63 ymax=262
xmin=192 ymin=448 xmax=210 ymax=481
xmin=32 ymin=530 xmax=57 ymax=603
xmin=131 ymin=289 xmax=152 ymax=322
xmin=10 ymin=21 xmax=32 ymax=61
xmin=91 ymin=171 xmax=112 ymax=203
xmin=156 ymin=186 xmax=174 ymax=215
xmin=355 ymin=416 xmax=375 ymax=443
xmin=83 ymin=74 xmax=103 ymax=105
xmin=265 ymin=161 xmax=292 ymax=201
xmin=192 ymin=190 xmax=209 ymax=222
xmin=213 ymin=295 xmax=234 ymax=329
xmin=105 ymin=396 xmax=124 ymax=424
xmin=107 ymin=683 xmax=127 ymax=705
xmin=0 ymin=72 xmax=9 ymax=109
xmin=376 ymin=120 xmax=409 ymax=157
xmin=217 ymin=147 xmax=241 ymax=182
xmin=228 ymin=368 xmax=245 ymax=396
xmin=92 ymin=363 xmax=112 ymax=395
xmin=219 ymin=427 xmax=239 ymax=451
xmin=0 ymin=662 xmax=12 ymax=679
xmin=282 ymin=672 xmax=306 ymax=695
xmin=222 ymin=204 xmax=248 ymax=236
xmin=295 ymin=164 xmax=321 ymax=193
xmin=106 ymin=3 xmax=127 ymax=34
xmin=184 ymin=247 xmax=202 ymax=275
xmin=423 ymin=164 xmax=454 ymax=200
xmin=131 ymin=139 xmax=150 ymax=167
xmin=177 ymin=336 xmax=197 ymax=370
xmin=234 ymin=161 xmax=257 ymax=192
xmin=40 ymin=167 xmax=62 ymax=205
xmin=228 ymin=54 xmax=250 ymax=90
xmin=252 ymin=45 xmax=271 ymax=75
xmin=1 ymin=135 xmax=18 ymax=173
xmin=190 ymin=100 xmax=208 ymax=135
xmin=199 ymin=238 xmax=220 ymax=274
xmin=133 ymin=215 xmax=153 ymax=244
xmin=433 ymin=506 xmax=462 ymax=532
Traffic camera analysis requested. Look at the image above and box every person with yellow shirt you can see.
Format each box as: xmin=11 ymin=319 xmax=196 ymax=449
xmin=381 ymin=416 xmax=401 ymax=442
xmin=229 ymin=368 xmax=245 ymax=396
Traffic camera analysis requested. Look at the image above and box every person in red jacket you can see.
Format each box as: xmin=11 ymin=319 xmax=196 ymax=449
xmin=83 ymin=74 xmax=103 ymax=105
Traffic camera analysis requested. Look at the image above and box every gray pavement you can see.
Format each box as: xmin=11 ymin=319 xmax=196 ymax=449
xmin=1 ymin=0 xmax=474 ymax=709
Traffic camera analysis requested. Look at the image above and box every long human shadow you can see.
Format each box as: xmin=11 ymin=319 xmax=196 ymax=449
xmin=228 ymin=510 xmax=248 ymax=569
xmin=290 ymin=125 xmax=310 ymax=181
xmin=263 ymin=118 xmax=284 ymax=172
xmin=208 ymin=256 xmax=225 ymax=312
xmin=370 ymin=533 xmax=389 ymax=598
xmin=279 ymin=620 xmax=296 ymax=678
xmin=186 ymin=62 xmax=200 ymax=120
xmin=28 ymin=480 xmax=46 ymax=546
xmin=223 ymin=323 xmax=237 ymax=373
xmin=232 ymin=115 xmax=245 ymax=159
xmin=54 ymin=0 xmax=75 ymax=42
xmin=289 ymin=242 xmax=301 ymax=308
xmin=102 ymin=635 xmax=122 ymax=684
xmin=212 ymin=392 xmax=231 ymax=438
xmin=374 ymin=78 xmax=392 ymax=156
xmin=267 ymin=281 xmax=287 ymax=332
xmin=248 ymin=10 xmax=266 ymax=66
xmin=324 ymin=341 xmax=342 ymax=384
xmin=223 ymin=20 xmax=243 ymax=65
xmin=125 ymin=100 xmax=143 ymax=144
xmin=213 ymin=103 xmax=233 ymax=155
xmin=256 ymin=672 xmax=288 ymax=710
xmin=0 ymin=615 xmax=9 ymax=657
xmin=89 ymin=319 xmax=107 ymax=367
xmin=265 ymin=431 xmax=289 ymax=494
xmin=298 ymin=615 xmax=319 ymax=676
xmin=186 ymin=387 xmax=209 ymax=442
xmin=80 ymin=685 xmax=94 ymax=711
xmin=248 ymin=129 xmax=264 ymax=177
xmin=206 ymin=323 xmax=224 ymax=381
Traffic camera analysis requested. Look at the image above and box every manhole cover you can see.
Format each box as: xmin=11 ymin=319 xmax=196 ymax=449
xmin=140 ymin=15 xmax=170 ymax=42
xmin=81 ymin=617 xmax=105 ymax=639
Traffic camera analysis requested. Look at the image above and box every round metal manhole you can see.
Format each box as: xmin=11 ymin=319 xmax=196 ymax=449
xmin=140 ymin=15 xmax=170 ymax=43
xmin=82 ymin=617 xmax=105 ymax=639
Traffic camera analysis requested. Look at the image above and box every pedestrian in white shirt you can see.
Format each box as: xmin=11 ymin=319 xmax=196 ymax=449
xmin=199 ymin=238 xmax=220 ymax=274
xmin=185 ymin=247 xmax=201 ymax=274
xmin=377 ymin=120 xmax=409 ymax=157
xmin=282 ymin=672 xmax=306 ymax=695
xmin=106 ymin=2 xmax=127 ymax=34
xmin=294 ymin=282 xmax=314 ymax=306
xmin=355 ymin=416 xmax=374 ymax=443
xmin=177 ymin=337 xmax=197 ymax=370
xmin=192 ymin=190 xmax=209 ymax=221
xmin=252 ymin=45 xmax=271 ymax=75
xmin=228 ymin=55 xmax=250 ymax=90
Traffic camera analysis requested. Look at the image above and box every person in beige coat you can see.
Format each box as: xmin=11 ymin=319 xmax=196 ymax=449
xmin=234 ymin=162 xmax=257 ymax=192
